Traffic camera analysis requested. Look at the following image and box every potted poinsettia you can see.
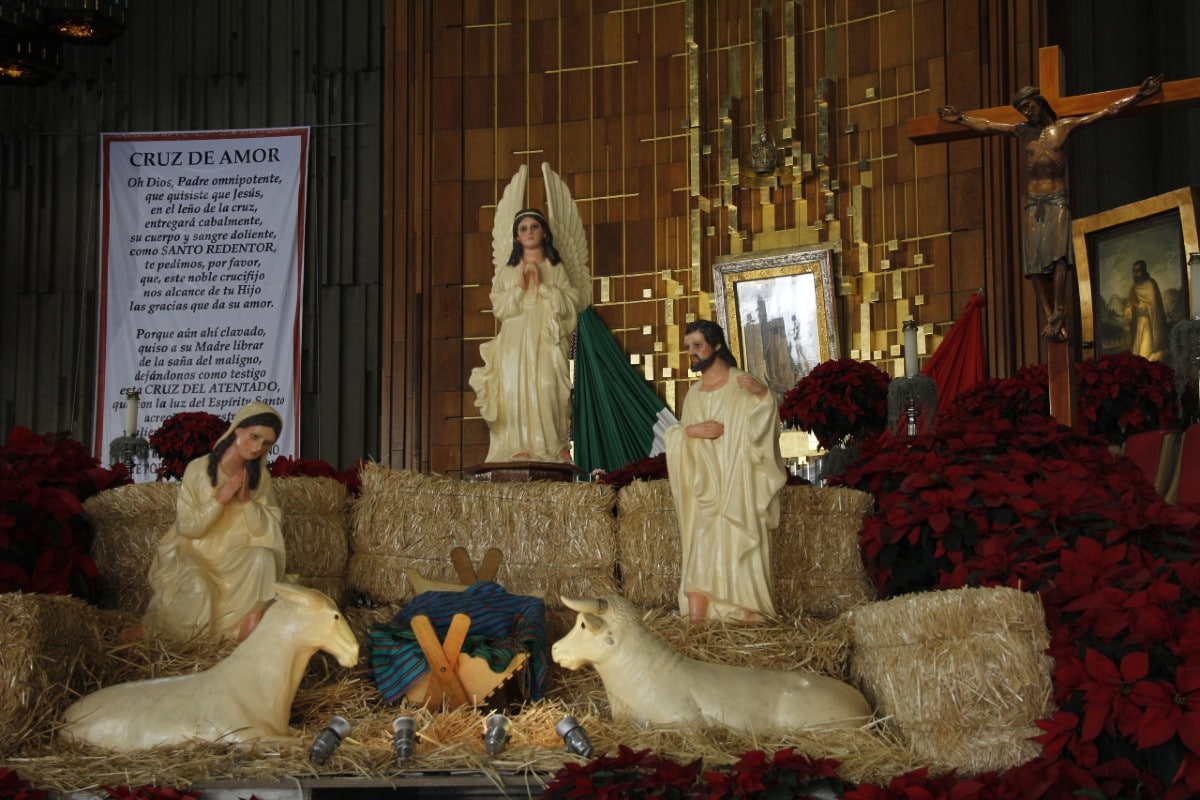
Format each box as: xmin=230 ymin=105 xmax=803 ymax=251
xmin=148 ymin=412 xmax=227 ymax=481
xmin=779 ymin=358 xmax=891 ymax=459
xmin=1076 ymin=352 xmax=1177 ymax=444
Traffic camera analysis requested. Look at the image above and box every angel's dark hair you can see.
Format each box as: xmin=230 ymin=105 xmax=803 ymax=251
xmin=507 ymin=208 xmax=563 ymax=266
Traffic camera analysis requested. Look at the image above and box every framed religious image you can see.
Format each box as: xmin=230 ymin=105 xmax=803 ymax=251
xmin=1072 ymin=186 xmax=1199 ymax=360
xmin=713 ymin=245 xmax=840 ymax=398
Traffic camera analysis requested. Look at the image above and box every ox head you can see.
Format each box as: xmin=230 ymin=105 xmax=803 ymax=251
xmin=551 ymin=595 xmax=640 ymax=670
xmin=270 ymin=582 xmax=360 ymax=667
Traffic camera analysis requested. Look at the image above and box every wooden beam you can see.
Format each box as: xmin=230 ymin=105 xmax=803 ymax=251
xmin=908 ymin=46 xmax=1200 ymax=145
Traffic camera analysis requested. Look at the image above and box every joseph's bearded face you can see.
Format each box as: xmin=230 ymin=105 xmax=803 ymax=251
xmin=684 ymin=331 xmax=721 ymax=373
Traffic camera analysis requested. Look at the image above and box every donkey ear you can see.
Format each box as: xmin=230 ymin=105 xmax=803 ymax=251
xmin=274 ymin=581 xmax=311 ymax=605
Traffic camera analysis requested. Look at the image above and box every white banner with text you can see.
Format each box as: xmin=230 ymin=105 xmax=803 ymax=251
xmin=95 ymin=128 xmax=308 ymax=480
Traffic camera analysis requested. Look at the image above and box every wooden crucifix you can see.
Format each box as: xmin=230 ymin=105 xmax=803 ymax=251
xmin=907 ymin=46 xmax=1200 ymax=426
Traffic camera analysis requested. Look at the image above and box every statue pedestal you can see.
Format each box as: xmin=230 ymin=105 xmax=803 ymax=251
xmin=463 ymin=461 xmax=583 ymax=483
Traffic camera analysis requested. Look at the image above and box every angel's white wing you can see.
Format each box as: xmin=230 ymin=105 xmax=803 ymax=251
xmin=491 ymin=165 xmax=529 ymax=276
xmin=542 ymin=162 xmax=592 ymax=312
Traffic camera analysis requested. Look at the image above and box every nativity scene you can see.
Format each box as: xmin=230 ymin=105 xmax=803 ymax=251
xmin=2 ymin=2 xmax=1200 ymax=799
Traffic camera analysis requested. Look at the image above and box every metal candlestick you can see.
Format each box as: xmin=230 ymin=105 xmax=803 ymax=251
xmin=887 ymin=374 xmax=938 ymax=438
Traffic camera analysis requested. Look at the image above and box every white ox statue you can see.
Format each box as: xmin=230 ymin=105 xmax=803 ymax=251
xmin=60 ymin=582 xmax=359 ymax=750
xmin=552 ymin=595 xmax=871 ymax=732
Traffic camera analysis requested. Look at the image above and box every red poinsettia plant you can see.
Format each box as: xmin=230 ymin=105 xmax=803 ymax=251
xmin=0 ymin=767 xmax=46 ymax=800
xmin=542 ymin=745 xmax=852 ymax=799
xmin=269 ymin=455 xmax=364 ymax=494
xmin=946 ymin=354 xmax=1178 ymax=444
xmin=148 ymin=411 xmax=228 ymax=481
xmin=939 ymin=363 xmax=1050 ymax=427
xmin=0 ymin=427 xmax=128 ymax=599
xmin=1076 ymin=351 xmax=1178 ymax=443
xmin=834 ymin=405 xmax=1200 ymax=797
xmin=779 ymin=359 xmax=891 ymax=450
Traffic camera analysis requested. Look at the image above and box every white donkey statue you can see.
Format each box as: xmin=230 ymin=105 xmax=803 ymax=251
xmin=61 ymin=582 xmax=359 ymax=750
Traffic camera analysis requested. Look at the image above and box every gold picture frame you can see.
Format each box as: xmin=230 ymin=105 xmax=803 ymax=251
xmin=1072 ymin=186 xmax=1199 ymax=359
xmin=713 ymin=244 xmax=840 ymax=397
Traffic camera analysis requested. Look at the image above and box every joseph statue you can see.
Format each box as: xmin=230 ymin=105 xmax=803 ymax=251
xmin=664 ymin=320 xmax=786 ymax=623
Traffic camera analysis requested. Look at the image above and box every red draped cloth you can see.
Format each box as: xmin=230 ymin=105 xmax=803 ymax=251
xmin=922 ymin=293 xmax=988 ymax=405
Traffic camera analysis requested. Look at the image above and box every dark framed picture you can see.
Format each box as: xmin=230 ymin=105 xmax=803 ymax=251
xmin=1072 ymin=186 xmax=1199 ymax=360
xmin=713 ymin=245 xmax=839 ymax=397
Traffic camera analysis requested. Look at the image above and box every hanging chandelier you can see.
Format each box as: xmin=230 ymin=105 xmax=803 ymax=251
xmin=39 ymin=0 xmax=127 ymax=45
xmin=0 ymin=1 xmax=61 ymax=85
xmin=0 ymin=32 xmax=63 ymax=84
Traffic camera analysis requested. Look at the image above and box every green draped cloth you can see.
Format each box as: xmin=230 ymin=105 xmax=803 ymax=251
xmin=573 ymin=306 xmax=674 ymax=474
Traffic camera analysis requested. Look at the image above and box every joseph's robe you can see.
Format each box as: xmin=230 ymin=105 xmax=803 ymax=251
xmin=664 ymin=367 xmax=786 ymax=620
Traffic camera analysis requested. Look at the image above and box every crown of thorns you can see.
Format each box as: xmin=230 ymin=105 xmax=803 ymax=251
xmin=1012 ymin=85 xmax=1043 ymax=108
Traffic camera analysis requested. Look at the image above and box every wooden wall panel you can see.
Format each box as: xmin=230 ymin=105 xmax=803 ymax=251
xmin=16 ymin=1 xmax=1161 ymax=476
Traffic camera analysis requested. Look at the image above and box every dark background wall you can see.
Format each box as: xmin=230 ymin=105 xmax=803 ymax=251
xmin=1055 ymin=0 xmax=1200 ymax=216
xmin=0 ymin=0 xmax=384 ymax=470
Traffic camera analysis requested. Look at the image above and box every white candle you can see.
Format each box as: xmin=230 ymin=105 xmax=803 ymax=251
xmin=124 ymin=391 xmax=139 ymax=437
xmin=1189 ymin=253 xmax=1200 ymax=320
xmin=903 ymin=321 xmax=918 ymax=377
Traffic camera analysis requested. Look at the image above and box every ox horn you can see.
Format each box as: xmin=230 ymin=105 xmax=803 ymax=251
xmin=560 ymin=597 xmax=608 ymax=615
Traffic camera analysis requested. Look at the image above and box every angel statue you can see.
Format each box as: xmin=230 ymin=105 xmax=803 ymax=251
xmin=469 ymin=163 xmax=592 ymax=464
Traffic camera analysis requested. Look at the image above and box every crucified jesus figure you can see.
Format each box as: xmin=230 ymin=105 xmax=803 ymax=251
xmin=938 ymin=74 xmax=1163 ymax=340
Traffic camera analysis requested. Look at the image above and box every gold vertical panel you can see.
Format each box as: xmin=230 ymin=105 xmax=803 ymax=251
xmin=815 ymin=98 xmax=829 ymax=168
xmin=687 ymin=42 xmax=699 ymax=126
xmin=752 ymin=5 xmax=764 ymax=131
xmin=690 ymin=207 xmax=702 ymax=291
xmin=823 ymin=23 xmax=837 ymax=80
xmin=686 ymin=0 xmax=699 ymax=204
xmin=851 ymin=184 xmax=863 ymax=243
xmin=859 ymin=301 xmax=872 ymax=357
xmin=689 ymin=114 xmax=700 ymax=198
xmin=784 ymin=0 xmax=797 ymax=134
xmin=721 ymin=110 xmax=734 ymax=186
xmin=729 ymin=45 xmax=742 ymax=100
xmin=892 ymin=272 xmax=904 ymax=300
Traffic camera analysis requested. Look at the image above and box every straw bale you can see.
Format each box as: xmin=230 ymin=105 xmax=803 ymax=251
xmin=0 ymin=593 xmax=105 ymax=757
xmin=8 ymin=604 xmax=925 ymax=794
xmin=276 ymin=477 xmax=351 ymax=605
xmin=846 ymin=586 xmax=1054 ymax=774
xmin=774 ymin=486 xmax=876 ymax=618
xmin=85 ymin=478 xmax=351 ymax=612
xmin=349 ymin=465 xmax=618 ymax=607
xmin=614 ymin=480 xmax=680 ymax=608
xmin=85 ymin=482 xmax=177 ymax=611
xmin=615 ymin=481 xmax=874 ymax=618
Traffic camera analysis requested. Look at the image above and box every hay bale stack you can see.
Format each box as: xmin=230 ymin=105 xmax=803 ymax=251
xmin=615 ymin=481 xmax=874 ymax=617
xmin=614 ymin=479 xmax=679 ymax=608
xmin=275 ymin=476 xmax=351 ymax=605
xmin=0 ymin=593 xmax=104 ymax=757
xmin=774 ymin=486 xmax=876 ymax=618
xmin=85 ymin=482 xmax=177 ymax=611
xmin=349 ymin=464 xmax=619 ymax=607
xmin=846 ymin=586 xmax=1054 ymax=774
xmin=86 ymin=478 xmax=352 ymax=613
